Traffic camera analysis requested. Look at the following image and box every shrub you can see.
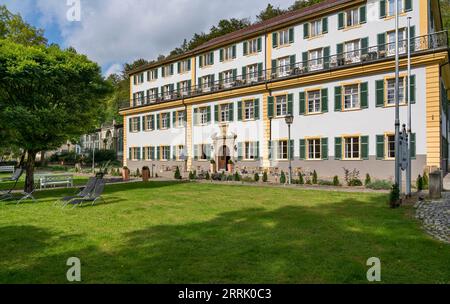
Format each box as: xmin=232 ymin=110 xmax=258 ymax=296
xmin=298 ymin=173 xmax=304 ymax=185
xmin=189 ymin=171 xmax=195 ymax=180
xmin=417 ymin=175 xmax=423 ymax=191
xmin=422 ymin=171 xmax=429 ymax=190
xmin=306 ymin=180 xmax=312 ymax=185
xmin=348 ymin=179 xmax=363 ymax=187
xmin=242 ymin=176 xmax=254 ymax=183
xmin=174 ymin=166 xmax=182 ymax=180
xmin=254 ymin=173 xmax=260 ymax=182
xmin=333 ymin=176 xmax=340 ymax=186
xmin=366 ymin=180 xmax=393 ymax=190
xmin=227 ymin=174 xmax=233 ymax=181
xmin=312 ymin=170 xmax=318 ymax=184
xmin=390 ymin=183 xmax=400 ymax=208
xmin=318 ymin=179 xmax=334 ymax=186
xmin=365 ymin=174 xmax=371 ymax=186
xmin=136 ymin=168 xmax=141 ymax=177
xmin=343 ymin=168 xmax=362 ymax=186
xmin=280 ymin=171 xmax=286 ymax=184
xmin=205 ymin=171 xmax=210 ymax=180
xmin=220 ymin=172 xmax=226 ymax=181
xmin=234 ymin=172 xmax=241 ymax=181
xmin=262 ymin=171 xmax=268 ymax=182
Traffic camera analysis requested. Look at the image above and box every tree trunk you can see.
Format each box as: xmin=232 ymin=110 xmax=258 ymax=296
xmin=25 ymin=150 xmax=37 ymax=193
xmin=40 ymin=150 xmax=47 ymax=166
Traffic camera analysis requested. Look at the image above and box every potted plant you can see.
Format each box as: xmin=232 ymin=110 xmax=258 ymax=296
xmin=210 ymin=159 xmax=216 ymax=173
xmin=122 ymin=166 xmax=130 ymax=181
xmin=142 ymin=166 xmax=150 ymax=182
xmin=227 ymin=159 xmax=234 ymax=173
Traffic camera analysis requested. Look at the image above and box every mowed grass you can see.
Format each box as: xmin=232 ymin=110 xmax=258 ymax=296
xmin=0 ymin=181 xmax=448 ymax=284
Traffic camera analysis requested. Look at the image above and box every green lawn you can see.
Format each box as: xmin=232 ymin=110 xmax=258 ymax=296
xmin=0 ymin=181 xmax=448 ymax=284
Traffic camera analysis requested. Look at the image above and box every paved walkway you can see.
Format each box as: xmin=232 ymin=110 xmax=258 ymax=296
xmin=415 ymin=192 xmax=450 ymax=244
xmin=443 ymin=174 xmax=450 ymax=191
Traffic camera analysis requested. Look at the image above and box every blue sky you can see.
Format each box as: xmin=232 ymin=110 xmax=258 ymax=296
xmin=1 ymin=0 xmax=294 ymax=76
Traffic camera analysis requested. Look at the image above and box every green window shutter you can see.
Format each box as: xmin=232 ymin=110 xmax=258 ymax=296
xmin=255 ymin=141 xmax=260 ymax=159
xmin=360 ymin=6 xmax=367 ymax=24
xmin=128 ymin=148 xmax=132 ymax=160
xmin=336 ymin=43 xmax=344 ymax=55
xmin=268 ymin=141 xmax=272 ymax=160
xmin=361 ymin=37 xmax=369 ymax=55
xmin=334 ymin=86 xmax=342 ymax=112
xmin=137 ymin=117 xmax=141 ymax=131
xmin=172 ymin=146 xmax=177 ymax=160
xmin=156 ymin=114 xmax=160 ymax=130
xmin=380 ymin=0 xmax=386 ymax=18
xmin=322 ymin=138 xmax=329 ymax=160
xmin=290 ymin=55 xmax=296 ymax=69
xmin=228 ymin=103 xmax=234 ymax=122
xmin=376 ymin=135 xmax=385 ymax=160
xmin=243 ymin=41 xmax=248 ymax=56
xmin=338 ymin=12 xmax=344 ymax=29
xmin=290 ymin=140 xmax=294 ymax=160
xmin=237 ymin=101 xmax=242 ymax=121
xmin=258 ymin=63 xmax=263 ymax=78
xmin=207 ymin=106 xmax=211 ymax=123
xmin=177 ymin=62 xmax=181 ymax=73
xmin=219 ymin=72 xmax=223 ymax=84
xmin=170 ymin=64 xmax=174 ymax=75
xmin=155 ymin=69 xmax=158 ymax=79
xmin=287 ymin=93 xmax=294 ymax=115
xmin=161 ymin=67 xmax=165 ymax=78
xmin=214 ymin=105 xmax=219 ymax=122
xmin=254 ymin=99 xmax=260 ymax=120
xmin=167 ymin=113 xmax=171 ymax=129
xmin=302 ymin=52 xmax=308 ymax=72
xmin=360 ymin=82 xmax=369 ymax=109
xmin=299 ymin=139 xmax=306 ymax=160
xmin=257 ymin=37 xmax=262 ymax=52
xmin=410 ymin=75 xmax=416 ymax=104
xmin=237 ymin=143 xmax=243 ymax=161
xmin=193 ymin=145 xmax=198 ymax=160
xmin=271 ymin=59 xmax=277 ymax=73
xmin=361 ymin=136 xmax=369 ymax=160
xmin=376 ymin=79 xmax=385 ymax=107
xmin=289 ymin=28 xmax=294 ymax=43
xmin=323 ymin=46 xmax=330 ymax=69
xmin=410 ymin=133 xmax=416 ymax=159
xmin=232 ymin=69 xmax=237 ymax=81
xmin=176 ymin=82 xmax=180 ymax=92
xmin=335 ymin=138 xmax=342 ymax=160
xmin=405 ymin=0 xmax=412 ymax=12
xmin=242 ymin=66 xmax=247 ymax=79
xmin=322 ymin=17 xmax=328 ymax=34
xmin=198 ymin=77 xmax=202 ymax=88
xmin=409 ymin=26 xmax=416 ymax=51
xmin=232 ymin=45 xmax=236 ymax=58
xmin=268 ymin=96 xmax=274 ymax=118
xmin=299 ymin=92 xmax=306 ymax=115
xmin=193 ymin=108 xmax=198 ymax=125
xmin=303 ymin=23 xmax=309 ymax=39
xmin=137 ymin=147 xmax=141 ymax=160
xmin=172 ymin=111 xmax=176 ymax=126
xmin=157 ymin=147 xmax=161 ymax=160
xmin=321 ymin=88 xmax=328 ymax=113
xmin=210 ymin=52 xmax=214 ymax=64
xmin=151 ymin=114 xmax=155 ymax=130
xmin=220 ymin=49 xmax=224 ymax=62
xmin=377 ymin=33 xmax=386 ymax=52
xmin=272 ymin=32 xmax=278 ymax=48
xmin=128 ymin=118 xmax=132 ymax=132
xmin=150 ymin=147 xmax=155 ymax=160
xmin=188 ymin=59 xmax=191 ymax=71
xmin=199 ymin=56 xmax=203 ymax=68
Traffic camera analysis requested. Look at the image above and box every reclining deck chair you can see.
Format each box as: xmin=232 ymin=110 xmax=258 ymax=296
xmin=55 ymin=177 xmax=98 ymax=206
xmin=0 ymin=168 xmax=24 ymax=202
xmin=64 ymin=179 xmax=106 ymax=208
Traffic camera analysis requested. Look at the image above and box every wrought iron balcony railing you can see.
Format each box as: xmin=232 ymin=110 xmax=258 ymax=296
xmin=120 ymin=31 xmax=448 ymax=111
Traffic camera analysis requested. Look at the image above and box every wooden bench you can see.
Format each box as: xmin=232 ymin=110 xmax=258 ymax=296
xmin=0 ymin=166 xmax=15 ymax=173
xmin=36 ymin=174 xmax=73 ymax=189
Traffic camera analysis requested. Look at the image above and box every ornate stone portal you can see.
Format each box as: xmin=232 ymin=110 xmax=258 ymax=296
xmin=212 ymin=123 xmax=237 ymax=171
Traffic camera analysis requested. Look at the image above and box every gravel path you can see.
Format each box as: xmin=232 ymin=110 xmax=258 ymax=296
xmin=415 ymin=193 xmax=450 ymax=244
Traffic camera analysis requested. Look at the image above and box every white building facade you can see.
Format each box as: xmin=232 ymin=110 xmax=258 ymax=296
xmin=121 ymin=0 xmax=450 ymax=180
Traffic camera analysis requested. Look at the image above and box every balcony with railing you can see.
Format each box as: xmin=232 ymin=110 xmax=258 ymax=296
xmin=120 ymin=31 xmax=449 ymax=111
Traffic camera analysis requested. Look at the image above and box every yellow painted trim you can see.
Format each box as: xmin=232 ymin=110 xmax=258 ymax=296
xmin=426 ymin=64 xmax=441 ymax=169
xmin=383 ymin=132 xmax=395 ymax=161
xmin=191 ymin=57 xmax=196 ymax=87
xmin=123 ymin=115 xmax=127 ymax=166
xmin=341 ymin=135 xmax=362 ymax=161
xmin=383 ymin=75 xmax=407 ymax=107
xmin=340 ymin=82 xmax=362 ymax=112
xmin=262 ymin=93 xmax=270 ymax=169
xmin=304 ymin=88 xmax=322 ymax=115
xmin=419 ymin=0 xmax=428 ymax=36
xmin=305 ymin=137 xmax=322 ymax=161
xmin=266 ymin=34 xmax=272 ymax=80
xmin=186 ymin=105 xmax=193 ymax=171
xmin=121 ymin=52 xmax=448 ymax=116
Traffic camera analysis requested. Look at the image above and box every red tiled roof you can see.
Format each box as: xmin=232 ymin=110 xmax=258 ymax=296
xmin=128 ymin=0 xmax=358 ymax=75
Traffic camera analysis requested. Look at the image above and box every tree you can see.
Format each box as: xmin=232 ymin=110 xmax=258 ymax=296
xmin=256 ymin=4 xmax=286 ymax=23
xmin=0 ymin=5 xmax=47 ymax=46
xmin=289 ymin=0 xmax=324 ymax=11
xmin=0 ymin=40 xmax=111 ymax=192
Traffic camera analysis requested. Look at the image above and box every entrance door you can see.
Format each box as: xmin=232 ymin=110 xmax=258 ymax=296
xmin=218 ymin=145 xmax=230 ymax=171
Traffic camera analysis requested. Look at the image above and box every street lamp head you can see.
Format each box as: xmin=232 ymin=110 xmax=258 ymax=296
xmin=285 ymin=114 xmax=294 ymax=125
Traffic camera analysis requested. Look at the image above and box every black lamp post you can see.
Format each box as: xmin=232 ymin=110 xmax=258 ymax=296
xmin=285 ymin=114 xmax=294 ymax=184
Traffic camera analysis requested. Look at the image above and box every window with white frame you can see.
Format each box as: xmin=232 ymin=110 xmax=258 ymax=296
xmin=246 ymin=64 xmax=259 ymax=82
xmin=386 ymin=77 xmax=406 ymax=105
xmin=176 ymin=111 xmax=185 ymax=128
xmin=160 ymin=113 xmax=169 ymax=129
xmin=345 ymin=8 xmax=359 ymax=27
xmin=310 ymin=20 xmax=322 ymax=37
xmin=223 ymin=46 xmax=234 ymax=61
xmin=144 ymin=147 xmax=154 ymax=160
xmin=179 ymin=59 xmax=190 ymax=73
xmin=244 ymin=142 xmax=257 ymax=160
xmin=220 ymin=104 xmax=230 ymax=122
xmin=131 ymin=147 xmax=140 ymax=160
xmin=144 ymin=115 xmax=154 ymax=131
xmin=248 ymin=38 xmax=259 ymax=54
xmin=197 ymin=144 xmax=209 ymax=160
xmin=244 ymin=100 xmax=255 ymax=120
xmin=386 ymin=134 xmax=396 ymax=158
xmin=133 ymin=91 xmax=145 ymax=106
xmin=344 ymin=136 xmax=360 ymax=159
xmin=202 ymin=75 xmax=213 ymax=91
xmin=343 ymin=84 xmax=360 ymax=110
xmin=309 ymin=48 xmax=323 ymax=70
xmin=387 ymin=28 xmax=406 ymax=55
xmin=307 ymin=90 xmax=321 ymax=113
xmin=307 ymin=138 xmax=321 ymax=159
xmin=345 ymin=39 xmax=360 ymax=62
xmin=134 ymin=73 xmax=144 ymax=85
xmin=147 ymin=88 xmax=158 ymax=101
xmin=277 ymin=140 xmax=288 ymax=160
xmin=163 ymin=65 xmax=172 ymax=77
xmin=277 ymin=56 xmax=290 ymax=77
xmin=221 ymin=70 xmax=234 ymax=87
xmin=179 ymin=80 xmax=190 ymax=95
xmin=199 ymin=107 xmax=208 ymax=125
xmin=276 ymin=95 xmax=287 ymax=117
xmin=177 ymin=145 xmax=185 ymax=160
xmin=147 ymin=69 xmax=158 ymax=81
xmin=130 ymin=117 xmax=140 ymax=132
xmin=278 ymin=29 xmax=290 ymax=46
xmin=202 ymin=53 xmax=214 ymax=66
xmin=388 ymin=0 xmax=404 ymax=16
xmin=161 ymin=146 xmax=170 ymax=160
xmin=162 ymin=85 xmax=173 ymax=99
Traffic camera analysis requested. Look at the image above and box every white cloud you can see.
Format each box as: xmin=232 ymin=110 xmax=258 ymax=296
xmin=104 ymin=63 xmax=123 ymax=78
xmin=1 ymin=0 xmax=294 ymax=75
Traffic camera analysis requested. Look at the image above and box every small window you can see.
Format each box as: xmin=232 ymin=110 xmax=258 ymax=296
xmin=179 ymin=60 xmax=190 ymax=73
xmin=307 ymin=90 xmax=321 ymax=113
xmin=386 ymin=77 xmax=406 ymax=105
xmin=147 ymin=88 xmax=158 ymax=102
xmin=201 ymin=75 xmax=213 ymax=91
xmin=179 ymin=80 xmax=190 ymax=95
xmin=278 ymin=29 xmax=290 ymax=46
xmin=220 ymin=104 xmax=230 ymax=122
xmin=346 ymin=8 xmax=359 ymax=27
xmin=245 ymin=64 xmax=259 ymax=82
xmin=163 ymin=65 xmax=172 ymax=77
xmin=131 ymin=117 xmax=140 ymax=132
xmin=147 ymin=69 xmax=158 ymax=81
xmin=160 ymin=113 xmax=169 ymax=129
xmin=176 ymin=145 xmax=185 ymax=160
xmin=161 ymin=146 xmax=171 ymax=161
xmin=277 ymin=140 xmax=288 ymax=160
xmin=344 ymin=39 xmax=360 ymax=62
xmin=387 ymin=28 xmax=406 ymax=55
xmin=344 ymin=136 xmax=360 ymax=159
xmin=343 ymin=84 xmax=360 ymax=110
xmin=244 ymin=101 xmax=255 ymax=120
xmin=308 ymin=48 xmax=323 ymax=70
xmin=388 ymin=0 xmax=404 ymax=16
xmin=386 ymin=134 xmax=396 ymax=159
xmin=310 ymin=20 xmax=322 ymax=37
xmin=276 ymin=95 xmax=288 ymax=117
xmin=144 ymin=147 xmax=153 ymax=160
xmin=134 ymin=73 xmax=144 ymax=85
xmin=248 ymin=38 xmax=259 ymax=54
xmin=307 ymin=138 xmax=322 ymax=160
xmin=223 ymin=46 xmax=234 ymax=61
xmin=221 ymin=70 xmax=234 ymax=86
xmin=202 ymin=53 xmax=214 ymax=66
xmin=131 ymin=147 xmax=140 ymax=160
xmin=277 ymin=56 xmax=290 ymax=77
xmin=199 ymin=107 xmax=208 ymax=125
xmin=176 ymin=111 xmax=185 ymax=128
xmin=144 ymin=115 xmax=154 ymax=131
xmin=244 ymin=142 xmax=257 ymax=160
